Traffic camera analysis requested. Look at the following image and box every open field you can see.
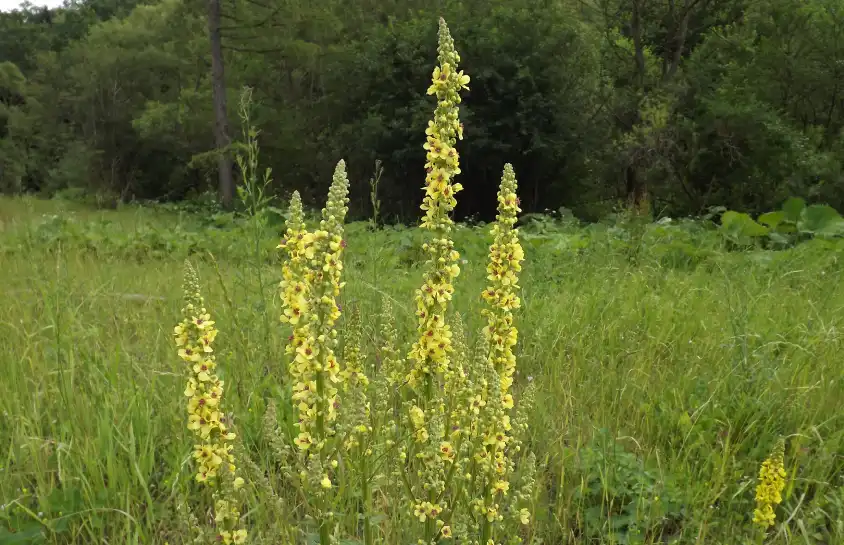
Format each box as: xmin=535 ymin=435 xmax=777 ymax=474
xmin=1 ymin=195 xmax=843 ymax=544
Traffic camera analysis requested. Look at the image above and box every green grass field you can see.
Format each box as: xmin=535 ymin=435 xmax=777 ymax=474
xmin=1 ymin=195 xmax=843 ymax=544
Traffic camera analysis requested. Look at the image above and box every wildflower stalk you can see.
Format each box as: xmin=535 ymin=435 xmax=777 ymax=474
xmin=408 ymin=17 xmax=470 ymax=395
xmin=175 ymin=261 xmax=247 ymax=544
xmin=403 ymin=18 xmax=470 ymax=542
xmin=339 ymin=307 xmax=374 ymax=545
xmin=482 ymin=164 xmax=524 ymax=394
xmin=753 ymin=438 xmax=786 ymax=540
xmin=234 ymin=87 xmax=274 ymax=349
xmin=280 ymin=161 xmax=350 ymax=545
xmin=477 ymin=164 xmax=526 ymax=544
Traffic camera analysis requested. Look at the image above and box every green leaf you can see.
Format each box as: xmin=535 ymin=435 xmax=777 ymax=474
xmin=0 ymin=524 xmax=47 ymax=544
xmin=782 ymin=197 xmax=806 ymax=223
xmin=767 ymin=232 xmax=792 ymax=247
xmin=799 ymin=204 xmax=844 ymax=236
xmin=758 ymin=211 xmax=784 ymax=229
xmin=720 ymin=211 xmax=769 ymax=243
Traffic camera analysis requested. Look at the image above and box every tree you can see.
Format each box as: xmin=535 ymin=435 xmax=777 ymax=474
xmin=207 ymin=0 xmax=234 ymax=209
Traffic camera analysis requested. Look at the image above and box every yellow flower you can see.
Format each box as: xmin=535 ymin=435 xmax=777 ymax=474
xmin=439 ymin=441 xmax=455 ymax=462
xmin=493 ymin=480 xmax=509 ymax=495
xmin=519 ymin=507 xmax=530 ymax=525
xmin=184 ymin=378 xmax=197 ymax=397
xmin=441 ymin=525 xmax=452 ymax=538
xmin=294 ymin=432 xmax=313 ymax=450
xmin=178 ymin=346 xmax=201 ymax=362
xmin=414 ymin=502 xmax=429 ymax=522
xmin=192 ymin=314 xmax=214 ymax=329
xmin=457 ymin=70 xmax=470 ymax=90
xmin=753 ymin=439 xmax=786 ymax=529
xmin=321 ymin=475 xmax=332 ymax=489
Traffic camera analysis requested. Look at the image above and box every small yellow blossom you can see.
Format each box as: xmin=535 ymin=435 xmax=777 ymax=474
xmin=519 ymin=507 xmax=530 ymax=525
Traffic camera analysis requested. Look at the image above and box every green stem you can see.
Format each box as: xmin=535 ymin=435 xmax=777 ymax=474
xmin=480 ymin=456 xmax=495 ymax=545
xmin=362 ymin=451 xmax=373 ymax=545
xmin=424 ymin=372 xmax=433 ymax=407
xmin=319 ymin=519 xmax=331 ymax=545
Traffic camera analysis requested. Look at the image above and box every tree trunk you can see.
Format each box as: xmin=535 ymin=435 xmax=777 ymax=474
xmin=628 ymin=0 xmax=647 ymax=209
xmin=208 ymin=0 xmax=234 ymax=209
xmin=625 ymin=164 xmax=648 ymax=212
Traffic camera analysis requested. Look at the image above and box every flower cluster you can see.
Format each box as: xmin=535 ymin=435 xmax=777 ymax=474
xmin=407 ymin=18 xmax=470 ymax=389
xmin=475 ymin=165 xmax=527 ymax=544
xmin=175 ymin=261 xmax=246 ymax=543
xmin=753 ymin=438 xmax=786 ymax=529
xmin=399 ymin=20 xmax=471 ymax=541
xmin=278 ymin=190 xmax=310 ymax=330
xmin=482 ymin=164 xmax=524 ymax=394
xmin=290 ymin=162 xmax=349 ymax=461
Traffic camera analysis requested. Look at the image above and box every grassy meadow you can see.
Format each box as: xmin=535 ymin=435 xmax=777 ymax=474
xmin=1 ymin=195 xmax=843 ymax=544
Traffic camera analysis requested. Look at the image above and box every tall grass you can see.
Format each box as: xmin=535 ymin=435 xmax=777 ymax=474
xmin=1 ymin=194 xmax=843 ymax=544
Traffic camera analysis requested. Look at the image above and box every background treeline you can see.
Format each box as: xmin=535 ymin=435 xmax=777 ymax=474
xmin=1 ymin=0 xmax=843 ymax=221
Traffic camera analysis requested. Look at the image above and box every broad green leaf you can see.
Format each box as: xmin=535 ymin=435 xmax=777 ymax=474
xmin=0 ymin=524 xmax=47 ymax=543
xmin=720 ymin=211 xmax=769 ymax=242
xmin=758 ymin=211 xmax=784 ymax=229
xmin=799 ymin=204 xmax=844 ymax=236
xmin=767 ymin=232 xmax=792 ymax=247
xmin=782 ymin=197 xmax=806 ymax=223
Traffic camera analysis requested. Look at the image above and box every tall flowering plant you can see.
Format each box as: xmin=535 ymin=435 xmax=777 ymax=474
xmin=398 ymin=17 xmax=471 ymax=543
xmin=175 ymin=261 xmax=247 ymax=544
xmin=475 ymin=164 xmax=530 ymax=544
xmin=753 ymin=438 xmax=787 ymax=538
xmin=278 ymin=161 xmax=350 ymax=545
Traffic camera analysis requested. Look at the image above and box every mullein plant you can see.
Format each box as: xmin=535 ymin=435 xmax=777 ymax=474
xmin=399 ymin=17 xmax=470 ymax=544
xmin=278 ymin=161 xmax=350 ymax=545
xmin=752 ymin=438 xmax=787 ymax=540
xmin=434 ymin=166 xmax=532 ymax=545
xmin=271 ymin=18 xmax=536 ymax=545
xmin=175 ymin=261 xmax=247 ymax=544
xmin=475 ymin=164 xmax=531 ymax=544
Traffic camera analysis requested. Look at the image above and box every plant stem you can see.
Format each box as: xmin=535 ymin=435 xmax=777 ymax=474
xmin=362 ymin=452 xmax=373 ymax=545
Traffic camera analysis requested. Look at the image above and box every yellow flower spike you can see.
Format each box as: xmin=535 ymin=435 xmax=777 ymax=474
xmin=400 ymin=19 xmax=474 ymax=544
xmin=278 ymin=162 xmax=350 ymax=545
xmin=175 ymin=261 xmax=248 ymax=543
xmin=472 ymin=164 xmax=527 ymax=545
xmin=753 ymin=438 xmax=787 ymax=530
xmin=409 ymin=18 xmax=469 ymax=393
xmin=482 ymin=164 xmax=523 ymax=391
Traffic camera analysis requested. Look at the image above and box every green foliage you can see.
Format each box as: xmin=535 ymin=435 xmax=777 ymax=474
xmin=4 ymin=197 xmax=844 ymax=544
xmin=570 ymin=430 xmax=685 ymax=544
xmin=720 ymin=198 xmax=844 ymax=247
xmin=2 ymin=0 xmax=844 ymax=219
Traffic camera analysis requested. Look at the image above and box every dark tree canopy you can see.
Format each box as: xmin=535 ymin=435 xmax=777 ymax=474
xmin=1 ymin=0 xmax=843 ymax=220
